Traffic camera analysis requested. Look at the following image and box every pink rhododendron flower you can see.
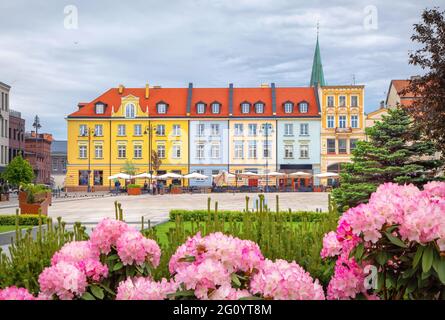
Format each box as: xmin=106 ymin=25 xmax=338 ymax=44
xmin=116 ymin=277 xmax=178 ymax=300
xmin=422 ymin=181 xmax=445 ymax=199
xmin=51 ymin=240 xmax=99 ymax=265
xmin=38 ymin=262 xmax=88 ymax=300
xmin=90 ymin=218 xmax=132 ymax=254
xmin=321 ymin=231 xmax=342 ymax=258
xmin=342 ymin=203 xmax=386 ymax=243
xmin=249 ymin=259 xmax=325 ymax=300
xmin=207 ymin=284 xmax=252 ymax=300
xmin=116 ymin=230 xmax=161 ymax=267
xmin=76 ymin=258 xmax=108 ymax=282
xmin=326 ymin=256 xmax=365 ymax=300
xmin=0 ymin=287 xmax=35 ymax=300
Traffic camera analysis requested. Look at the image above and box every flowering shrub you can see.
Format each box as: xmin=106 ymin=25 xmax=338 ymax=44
xmin=0 ymin=219 xmax=324 ymax=300
xmin=321 ymin=182 xmax=445 ymax=300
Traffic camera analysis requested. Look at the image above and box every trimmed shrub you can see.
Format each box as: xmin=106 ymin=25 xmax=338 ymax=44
xmin=127 ymin=184 xmax=141 ymax=189
xmin=0 ymin=214 xmax=48 ymax=226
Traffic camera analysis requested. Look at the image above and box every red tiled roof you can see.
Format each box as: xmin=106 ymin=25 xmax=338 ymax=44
xmin=68 ymin=85 xmax=320 ymax=118
xmin=392 ymin=80 xmax=414 ymax=97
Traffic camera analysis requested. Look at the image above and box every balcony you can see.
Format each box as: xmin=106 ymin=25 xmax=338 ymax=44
xmin=335 ymin=127 xmax=352 ymax=134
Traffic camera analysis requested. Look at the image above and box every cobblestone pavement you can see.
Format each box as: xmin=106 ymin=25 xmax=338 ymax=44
xmin=0 ymin=192 xmax=329 ymax=225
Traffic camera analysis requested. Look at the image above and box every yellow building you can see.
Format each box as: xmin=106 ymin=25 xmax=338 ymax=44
xmin=319 ymin=85 xmax=366 ymax=184
xmin=66 ymin=86 xmax=189 ymax=191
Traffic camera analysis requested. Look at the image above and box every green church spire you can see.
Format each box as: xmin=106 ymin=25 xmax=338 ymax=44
xmin=309 ymin=26 xmax=326 ymax=87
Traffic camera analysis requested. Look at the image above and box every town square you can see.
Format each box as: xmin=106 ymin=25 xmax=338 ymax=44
xmin=0 ymin=0 xmax=444 ymax=307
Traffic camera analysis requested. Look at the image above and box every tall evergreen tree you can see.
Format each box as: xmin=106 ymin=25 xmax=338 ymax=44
xmin=333 ymin=107 xmax=443 ymax=211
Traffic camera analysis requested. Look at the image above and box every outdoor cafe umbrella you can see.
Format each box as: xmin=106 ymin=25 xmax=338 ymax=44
xmin=132 ymin=172 xmax=158 ymax=179
xmin=183 ymin=172 xmax=208 ymax=179
xmin=264 ymin=171 xmax=285 ymax=177
xmin=288 ymin=171 xmax=312 ymax=177
xmin=315 ymin=172 xmax=339 ymax=178
xmin=157 ymin=173 xmax=184 ymax=180
xmin=108 ymin=173 xmax=132 ymax=180
xmin=238 ymin=172 xmax=260 ymax=178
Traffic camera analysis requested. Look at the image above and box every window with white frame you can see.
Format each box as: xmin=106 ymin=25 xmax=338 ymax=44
xmin=79 ymin=125 xmax=88 ymax=136
xmin=197 ymin=123 xmax=205 ymax=136
xmin=125 ymin=103 xmax=136 ymax=118
xmin=134 ymin=124 xmax=142 ymax=136
xmin=248 ymin=123 xmax=257 ymax=136
xmin=172 ymin=145 xmax=181 ymax=159
xmin=351 ymin=96 xmax=358 ymax=107
xmin=300 ymin=145 xmax=309 ymax=158
xmin=196 ymin=169 xmax=206 ymax=181
xmin=94 ymin=124 xmax=103 ymax=136
xmin=156 ymin=124 xmax=165 ymax=136
xmin=284 ymin=102 xmax=293 ymax=113
xmin=234 ymin=123 xmax=243 ymax=136
xmin=157 ymin=103 xmax=167 ymax=114
xmin=248 ymin=141 xmax=257 ymax=159
xmin=241 ymin=103 xmax=250 ymax=114
xmin=157 ymin=145 xmax=166 ymax=158
xmin=79 ymin=145 xmax=87 ymax=158
xmin=300 ymin=123 xmax=309 ymax=135
xmin=339 ymin=96 xmax=346 ymax=107
xmin=255 ymin=103 xmax=264 ymax=114
xmin=234 ymin=141 xmax=243 ymax=159
xmin=235 ymin=169 xmax=243 ymax=181
xmin=134 ymin=145 xmax=142 ymax=158
xmin=211 ymin=103 xmax=220 ymax=114
xmin=172 ymin=124 xmax=181 ymax=136
xmin=211 ymin=124 xmax=220 ymax=136
xmin=118 ymin=145 xmax=126 ymax=158
xmin=263 ymin=141 xmax=272 ymax=158
xmin=196 ymin=103 xmax=205 ymax=114
xmin=327 ymin=116 xmax=335 ymax=128
xmin=196 ymin=144 xmax=205 ymax=159
xmin=299 ymin=102 xmax=308 ymax=113
xmin=95 ymin=103 xmax=105 ymax=114
xmin=210 ymin=144 xmax=220 ymax=159
xmin=327 ymin=96 xmax=334 ymax=107
xmin=339 ymin=115 xmax=347 ymax=128
xmin=94 ymin=145 xmax=103 ymax=159
xmin=284 ymin=144 xmax=294 ymax=159
xmin=351 ymin=115 xmax=358 ymax=128
xmin=284 ymin=123 xmax=293 ymax=136
xmin=117 ymin=124 xmax=126 ymax=136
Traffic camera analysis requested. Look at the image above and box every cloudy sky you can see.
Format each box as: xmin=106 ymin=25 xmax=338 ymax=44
xmin=0 ymin=0 xmax=441 ymax=140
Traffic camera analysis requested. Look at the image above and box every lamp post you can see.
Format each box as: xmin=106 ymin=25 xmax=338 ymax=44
xmin=261 ymin=122 xmax=274 ymax=193
xmin=87 ymin=127 xmax=95 ymax=193
xmin=32 ymin=116 xmax=42 ymax=183
xmin=144 ymin=123 xmax=157 ymax=194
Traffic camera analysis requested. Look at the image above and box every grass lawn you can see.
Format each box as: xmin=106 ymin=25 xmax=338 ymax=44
xmin=0 ymin=225 xmax=32 ymax=233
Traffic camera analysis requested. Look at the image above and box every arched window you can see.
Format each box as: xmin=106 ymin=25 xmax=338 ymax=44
xmin=255 ymin=102 xmax=264 ymax=114
xmin=125 ymin=103 xmax=135 ymax=118
xmin=299 ymin=102 xmax=308 ymax=113
xmin=211 ymin=102 xmax=220 ymax=114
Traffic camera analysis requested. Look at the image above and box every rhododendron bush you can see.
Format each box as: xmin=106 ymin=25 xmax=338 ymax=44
xmin=0 ymin=218 xmax=324 ymax=300
xmin=321 ymin=182 xmax=445 ymax=300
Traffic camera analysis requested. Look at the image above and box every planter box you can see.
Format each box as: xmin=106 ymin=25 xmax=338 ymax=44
xmin=18 ymin=191 xmax=51 ymax=216
xmin=170 ymin=187 xmax=182 ymax=194
xmin=127 ymin=187 xmax=142 ymax=196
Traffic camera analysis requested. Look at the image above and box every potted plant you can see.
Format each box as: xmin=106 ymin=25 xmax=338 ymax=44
xmin=19 ymin=184 xmax=52 ymax=215
xmin=127 ymin=184 xmax=142 ymax=196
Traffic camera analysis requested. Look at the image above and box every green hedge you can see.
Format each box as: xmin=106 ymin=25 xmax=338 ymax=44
xmin=0 ymin=215 xmax=48 ymax=226
xmin=127 ymin=184 xmax=141 ymax=188
xmin=169 ymin=209 xmax=327 ymax=222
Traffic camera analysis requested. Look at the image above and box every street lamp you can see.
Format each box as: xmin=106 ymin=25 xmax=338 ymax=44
xmin=32 ymin=115 xmax=42 ymax=183
xmin=260 ymin=123 xmax=274 ymax=193
xmin=87 ymin=127 xmax=95 ymax=193
xmin=144 ymin=123 xmax=157 ymax=194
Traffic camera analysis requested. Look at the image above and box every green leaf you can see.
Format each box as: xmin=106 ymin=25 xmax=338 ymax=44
xmin=178 ymin=255 xmax=196 ymax=263
xmin=384 ymin=232 xmax=408 ymax=248
xmin=108 ymin=254 xmax=119 ymax=261
xmin=354 ymin=243 xmax=364 ymax=261
xmin=167 ymin=290 xmax=195 ymax=299
xmin=412 ymin=246 xmax=424 ymax=268
xmin=81 ymin=292 xmax=96 ymax=300
xmin=436 ymin=258 xmax=445 ymax=284
xmin=231 ymin=273 xmax=241 ymax=287
xmin=376 ymin=251 xmax=390 ymax=266
xmin=90 ymin=285 xmax=104 ymax=300
xmin=422 ymin=245 xmax=434 ymax=273
xmin=113 ymin=262 xmax=123 ymax=271
xmin=239 ymin=296 xmax=264 ymax=300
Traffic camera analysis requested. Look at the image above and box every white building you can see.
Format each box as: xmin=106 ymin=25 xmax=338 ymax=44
xmin=0 ymin=81 xmax=10 ymax=172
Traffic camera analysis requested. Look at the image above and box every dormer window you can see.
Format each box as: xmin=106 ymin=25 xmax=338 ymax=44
xmin=211 ymin=102 xmax=220 ymax=114
xmin=95 ymin=103 xmax=105 ymax=114
xmin=157 ymin=102 xmax=167 ymax=114
xmin=241 ymin=102 xmax=250 ymax=114
xmin=255 ymin=102 xmax=264 ymax=114
xmin=125 ymin=103 xmax=136 ymax=118
xmin=299 ymin=102 xmax=308 ymax=113
xmin=284 ymin=102 xmax=294 ymax=114
xmin=196 ymin=103 xmax=206 ymax=114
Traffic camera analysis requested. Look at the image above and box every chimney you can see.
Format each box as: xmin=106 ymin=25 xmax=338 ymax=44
xmin=118 ymin=84 xmax=124 ymax=94
xmin=271 ymin=83 xmax=276 ymax=115
xmin=228 ymin=83 xmax=234 ymax=116
xmin=153 ymin=85 xmax=162 ymax=89
xmin=260 ymin=83 xmax=269 ymax=88
xmin=410 ymin=75 xmax=421 ymax=81
xmin=186 ymin=83 xmax=193 ymax=116
xmin=145 ymin=83 xmax=150 ymax=99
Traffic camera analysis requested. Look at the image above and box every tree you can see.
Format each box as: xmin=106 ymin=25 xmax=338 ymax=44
xmin=151 ymin=150 xmax=162 ymax=173
xmin=121 ymin=161 xmax=137 ymax=176
xmin=2 ymin=155 xmax=35 ymax=186
xmin=404 ymin=8 xmax=445 ymax=153
xmin=332 ymin=107 xmax=443 ymax=211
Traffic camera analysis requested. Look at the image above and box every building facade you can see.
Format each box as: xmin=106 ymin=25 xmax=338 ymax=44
xmin=0 ymin=81 xmax=10 ymax=172
xmin=385 ymin=78 xmax=418 ymax=108
xmin=319 ymin=85 xmax=366 ymax=183
xmin=24 ymin=132 xmax=53 ymax=185
xmin=51 ymin=140 xmax=67 ymax=188
xmin=9 ymin=109 xmax=25 ymax=162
